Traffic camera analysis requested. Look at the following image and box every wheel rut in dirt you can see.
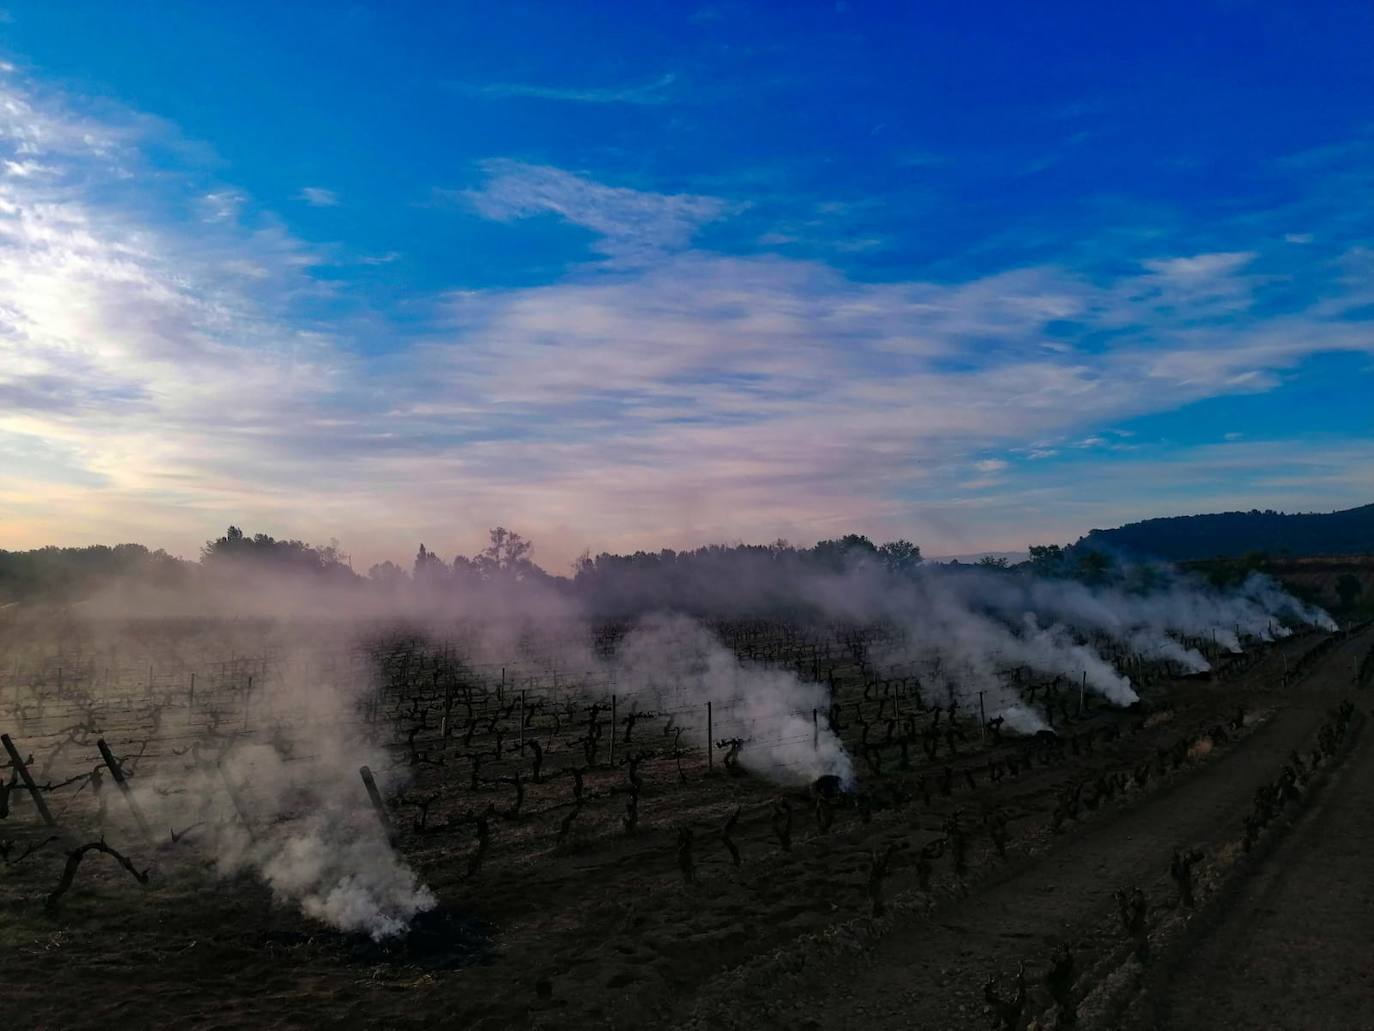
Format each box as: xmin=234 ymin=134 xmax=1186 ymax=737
xmin=1132 ymin=696 xmax=1374 ymax=1028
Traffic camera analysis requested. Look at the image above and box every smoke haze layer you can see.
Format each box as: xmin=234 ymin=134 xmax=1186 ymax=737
xmin=0 ymin=534 xmax=1336 ymax=937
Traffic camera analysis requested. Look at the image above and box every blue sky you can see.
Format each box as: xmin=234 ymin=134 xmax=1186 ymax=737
xmin=0 ymin=1 xmax=1371 ymax=568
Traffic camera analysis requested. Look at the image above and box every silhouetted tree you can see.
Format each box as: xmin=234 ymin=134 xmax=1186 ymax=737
xmin=811 ymin=534 xmax=879 ymax=570
xmin=1027 ymin=543 xmax=1067 ymax=575
xmin=1075 ymin=548 xmax=1113 ymax=585
xmin=0 ymin=543 xmax=187 ymax=602
xmin=367 ymin=560 xmax=408 ymax=588
xmin=201 ymin=527 xmax=352 ymax=579
xmin=475 ymin=527 xmax=535 ymax=581
xmin=878 ymin=538 xmax=922 ymax=574
xmin=413 ymin=543 xmax=448 ymax=587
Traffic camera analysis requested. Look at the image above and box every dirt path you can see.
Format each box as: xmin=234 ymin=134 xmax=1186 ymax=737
xmin=684 ymin=626 xmax=1374 ymax=1031
xmin=1130 ymin=697 xmax=1374 ymax=1029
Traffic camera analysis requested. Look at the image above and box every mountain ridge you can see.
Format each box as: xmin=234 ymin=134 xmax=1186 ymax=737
xmin=1076 ymin=503 xmax=1374 ymax=561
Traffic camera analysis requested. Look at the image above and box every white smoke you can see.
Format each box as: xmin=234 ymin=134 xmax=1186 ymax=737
xmin=212 ymin=743 xmax=435 ymax=940
xmin=608 ymin=613 xmax=853 ymax=787
xmin=1239 ymin=571 xmax=1338 ymax=632
xmin=253 ymin=817 xmax=434 ymax=939
xmin=107 ymin=629 xmax=437 ymax=941
xmin=754 ymin=557 xmax=1334 ymax=725
xmin=6 ymin=538 xmax=1338 ymax=941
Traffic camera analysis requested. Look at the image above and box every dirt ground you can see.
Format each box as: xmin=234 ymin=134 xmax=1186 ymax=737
xmin=688 ymin=625 xmax=1372 ymax=1031
xmin=1123 ymin=657 xmax=1374 ymax=1030
xmin=2 ymin=622 xmax=1370 ymax=1030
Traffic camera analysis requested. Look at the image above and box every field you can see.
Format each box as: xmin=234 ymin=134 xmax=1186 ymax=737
xmin=1 ymin=610 xmax=1371 ymax=1030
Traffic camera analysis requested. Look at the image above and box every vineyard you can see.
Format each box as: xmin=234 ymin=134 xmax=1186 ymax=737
xmin=1 ymin=606 xmax=1369 ymax=1029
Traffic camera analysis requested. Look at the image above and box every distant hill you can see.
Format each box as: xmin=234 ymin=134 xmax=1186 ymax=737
xmin=1077 ymin=503 xmax=1374 ymax=561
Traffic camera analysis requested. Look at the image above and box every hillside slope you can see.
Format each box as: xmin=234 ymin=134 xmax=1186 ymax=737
xmin=1078 ymin=503 xmax=1374 ymax=561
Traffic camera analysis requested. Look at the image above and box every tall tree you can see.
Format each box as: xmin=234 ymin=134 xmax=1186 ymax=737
xmin=879 ymin=539 xmax=923 ymax=574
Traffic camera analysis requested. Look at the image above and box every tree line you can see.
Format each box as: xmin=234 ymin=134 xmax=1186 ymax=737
xmin=21 ymin=520 xmax=1359 ymax=613
xmin=0 ymin=528 xmax=927 ymax=604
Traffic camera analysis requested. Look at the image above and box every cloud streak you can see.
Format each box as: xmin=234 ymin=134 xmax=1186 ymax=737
xmin=466 ymin=72 xmax=677 ymax=106
xmin=299 ymin=186 xmax=339 ymax=207
xmin=461 ymin=159 xmax=729 ymax=263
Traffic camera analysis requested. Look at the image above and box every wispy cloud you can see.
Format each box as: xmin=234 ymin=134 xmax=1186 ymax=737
xmin=358 ymin=250 xmax=400 ymax=265
xmin=200 ymin=189 xmax=246 ymax=223
xmin=461 ymin=159 xmax=729 ymax=263
xmin=464 ymin=72 xmax=677 ymax=106
xmin=298 ymin=186 xmax=339 ymax=207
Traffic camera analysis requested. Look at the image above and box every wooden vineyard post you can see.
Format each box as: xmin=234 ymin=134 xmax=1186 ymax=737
xmin=2 ymin=733 xmax=58 ymax=828
xmin=243 ymin=675 xmax=252 ymax=732
xmin=978 ymin=691 xmax=987 ymax=745
xmin=707 ymin=701 xmax=714 ymax=770
xmin=812 ymin=708 xmax=818 ymax=752
xmin=1078 ymin=672 xmax=1086 ymax=718
xmin=609 ymin=694 xmax=616 ymax=767
xmin=359 ymin=765 xmax=395 ymax=843
xmin=147 ymin=664 xmax=154 ymax=700
xmin=499 ymin=666 xmax=505 ymax=704
xmin=217 ymin=765 xmax=258 ymax=844
xmin=189 ymin=672 xmax=196 ymax=710
xmin=518 ymin=689 xmax=525 ymax=753
xmin=97 ymin=738 xmax=156 ymax=844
